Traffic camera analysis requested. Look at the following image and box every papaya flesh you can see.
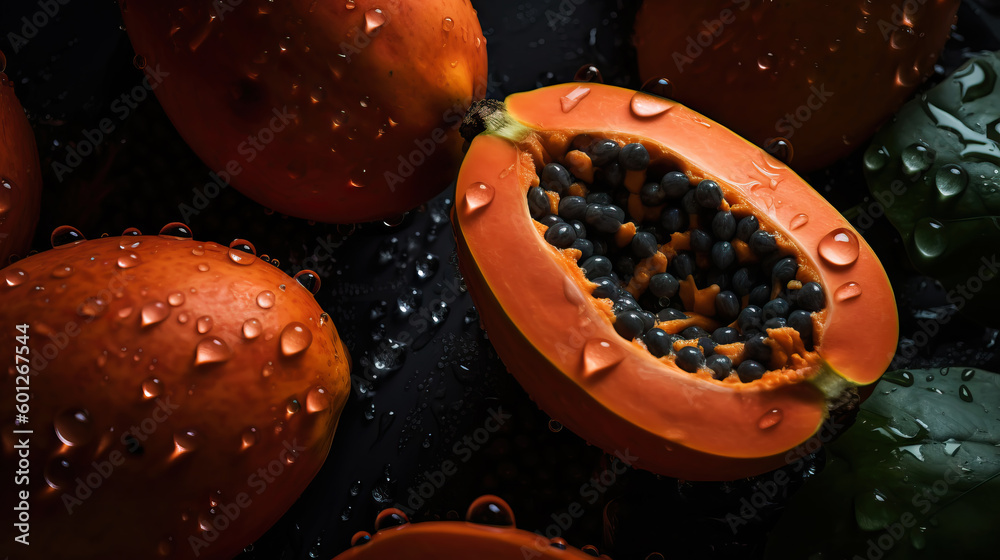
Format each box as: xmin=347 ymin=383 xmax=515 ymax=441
xmin=452 ymin=84 xmax=898 ymax=480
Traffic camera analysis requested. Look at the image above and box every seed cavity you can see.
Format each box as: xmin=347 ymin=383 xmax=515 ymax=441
xmin=529 ymin=137 xmax=828 ymax=383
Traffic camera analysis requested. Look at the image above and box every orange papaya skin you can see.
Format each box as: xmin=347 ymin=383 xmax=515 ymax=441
xmin=452 ymin=83 xmax=897 ymax=480
xmin=633 ymin=0 xmax=960 ymax=172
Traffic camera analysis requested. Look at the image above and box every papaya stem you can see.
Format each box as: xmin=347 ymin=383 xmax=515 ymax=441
xmin=460 ymin=99 xmax=533 ymax=144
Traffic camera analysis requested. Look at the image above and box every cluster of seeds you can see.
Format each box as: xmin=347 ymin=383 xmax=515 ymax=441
xmin=528 ymin=137 xmax=826 ymax=383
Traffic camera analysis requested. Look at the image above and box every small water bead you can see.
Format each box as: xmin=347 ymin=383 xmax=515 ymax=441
xmin=51 ymin=225 xmax=86 ymax=248
xmin=935 ymin=164 xmax=968 ymax=197
xmin=197 ymin=263 xmax=210 ymax=272
xmin=640 ymin=76 xmax=673 ymax=99
xmin=834 ymin=282 xmax=863 ymax=302
xmin=194 ymin=337 xmax=232 ymax=366
xmin=167 ymin=292 xmax=185 ymax=306
xmin=141 ymin=301 xmax=170 ymax=327
xmin=119 ymin=227 xmax=142 ymax=249
xmin=757 ymin=408 xmax=783 ymax=430
xmin=242 ymin=318 xmax=263 ymax=339
xmin=900 ymin=143 xmax=935 ymax=177
xmin=959 ymin=384 xmax=973 ymax=402
xmin=228 ymin=239 xmax=257 ymax=265
xmin=261 ymin=362 xmax=275 ymax=378
xmin=466 ymin=495 xmax=516 ymax=526
xmin=863 ymin=145 xmax=890 ymax=172
xmin=560 ymin=86 xmax=591 ymax=112
xmin=142 ymin=377 xmax=163 ymax=399
xmin=44 ymin=457 xmax=74 ymax=489
xmin=291 ymin=270 xmax=321 ymax=295
xmin=280 ymin=322 xmax=313 ymax=356
xmin=257 ymin=290 xmax=276 ymax=309
xmin=51 ymin=264 xmax=74 ymax=278
xmin=4 ymin=268 xmax=28 ymax=287
xmin=629 ymin=90 xmax=672 ymax=118
xmin=286 ymin=398 xmax=301 ymax=416
xmin=306 ymin=386 xmax=332 ymax=413
xmin=464 ymin=182 xmax=495 ymax=213
xmin=883 ymin=370 xmax=915 ymax=387
xmin=573 ymin=64 xmax=603 ymax=83
xmin=158 ymin=222 xmax=193 ymax=239
xmin=763 ymin=137 xmax=793 ymax=164
xmin=961 ymin=368 xmax=975 ymax=381
xmin=178 ymin=311 xmax=190 ymax=324
xmin=817 ymin=228 xmax=860 ymax=266
xmin=194 ymin=315 xmax=213 ymax=334
xmin=174 ymin=430 xmax=199 ymax=453
xmin=374 ymin=508 xmax=410 ymax=531
xmin=364 ymin=9 xmax=386 ymax=34
xmin=789 ymin=213 xmax=809 ymax=230
xmin=241 ymin=428 xmax=258 ymax=450
xmin=117 ymin=251 xmax=141 ymax=269
xmin=53 ymin=408 xmax=94 ymax=446
xmin=350 ymin=532 xmax=371 ymax=546
xmin=913 ymin=218 xmax=947 ymax=258
xmin=442 ymin=16 xmax=454 ymax=31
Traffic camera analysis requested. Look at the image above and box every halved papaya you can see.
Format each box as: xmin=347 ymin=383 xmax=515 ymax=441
xmin=452 ymin=83 xmax=898 ymax=480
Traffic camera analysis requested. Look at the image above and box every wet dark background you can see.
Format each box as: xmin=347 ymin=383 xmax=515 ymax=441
xmin=2 ymin=1 xmax=1000 ymax=558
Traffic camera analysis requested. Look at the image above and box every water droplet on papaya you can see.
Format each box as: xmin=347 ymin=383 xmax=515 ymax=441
xmin=51 ymin=264 xmax=74 ymax=279
xmin=54 ymin=409 xmax=94 ymax=446
xmin=44 ymin=457 xmax=73 ymax=489
xmin=913 ymin=218 xmax=947 ymax=258
xmin=191 ymin=245 xmax=205 ymax=256
xmin=640 ymin=76 xmax=673 ymax=98
xmin=257 ymin=290 xmax=275 ymax=309
xmin=863 ymin=145 xmax=889 ymax=171
xmin=581 ymin=545 xmax=600 ymax=556
xmin=818 ymin=228 xmax=860 ymax=266
xmin=0 ymin=179 xmax=13 ymax=216
xmin=889 ymin=27 xmax=915 ymax=50
xmin=141 ymin=301 xmax=170 ymax=327
xmin=630 ymin=91 xmax=672 ymax=118
xmin=241 ymin=427 xmax=258 ymax=450
xmin=133 ymin=54 xmax=147 ymax=69
xmin=119 ymin=227 xmax=142 ymax=249
xmin=959 ymin=384 xmax=973 ymax=402
xmin=573 ymin=64 xmax=604 ymax=83
xmin=364 ymin=9 xmax=386 ymax=34
xmin=4 ymin=268 xmax=28 ymax=287
xmin=757 ymin=408 xmax=783 ymax=430
xmin=467 ymin=495 xmax=516 ymax=526
xmin=142 ymin=377 xmax=163 ymax=399
xmin=901 ymin=143 xmax=935 ymax=178
xmin=196 ymin=315 xmax=213 ymax=334
xmin=79 ymin=297 xmax=108 ymax=318
xmin=280 ymin=322 xmax=313 ymax=356
xmin=159 ymin=222 xmax=193 ymax=239
xmin=350 ymin=532 xmax=371 ymax=546
xmin=834 ymin=282 xmax=862 ymax=302
xmin=789 ymin=213 xmax=809 ymax=230
xmin=582 ymin=339 xmax=622 ymax=378
xmin=286 ymin=398 xmax=301 ymax=416
xmin=757 ymin=52 xmax=776 ymax=70
xmin=372 ymin=508 xmax=409 ymax=531
xmin=51 ymin=225 xmax=86 ymax=248
xmin=178 ymin=311 xmax=190 ymax=324
xmin=883 ymin=370 xmax=914 ymax=387
xmin=934 ymin=164 xmax=968 ymax=197
xmin=763 ymin=137 xmax=793 ymax=164
xmin=197 ymin=263 xmax=210 ymax=272
xmin=228 ymin=239 xmax=257 ymax=265
xmin=560 ymin=86 xmax=591 ymax=112
xmin=262 ymin=362 xmax=275 ymax=377
xmin=174 ymin=430 xmax=199 ymax=453
xmin=548 ymin=419 xmax=563 ymax=432
xmin=194 ymin=337 xmax=232 ymax=366
xmin=242 ymin=318 xmax=262 ymax=339
xmin=117 ymin=251 xmax=141 ymax=269
xmin=442 ymin=17 xmax=454 ymax=31
xmin=294 ymin=270 xmax=322 ymax=294
xmin=306 ymin=386 xmax=332 ymax=412
xmin=463 ymin=182 xmax=495 ymax=214
xmin=167 ymin=292 xmax=185 ymax=306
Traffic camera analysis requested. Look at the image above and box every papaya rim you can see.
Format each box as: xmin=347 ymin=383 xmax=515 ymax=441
xmin=454 ymin=84 xmax=897 ymax=460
